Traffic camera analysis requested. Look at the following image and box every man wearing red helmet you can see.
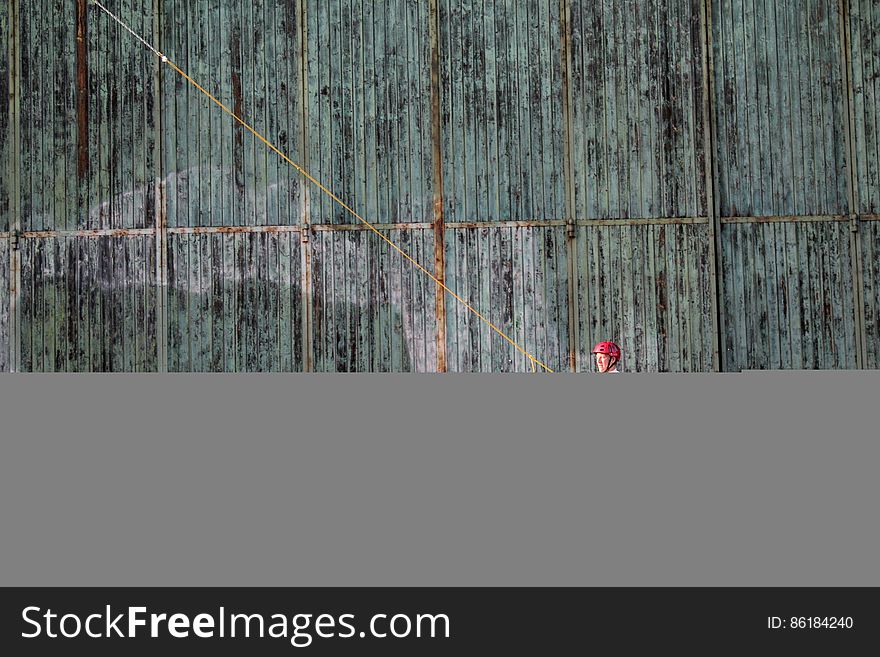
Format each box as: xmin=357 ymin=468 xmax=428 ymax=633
xmin=591 ymin=341 xmax=621 ymax=373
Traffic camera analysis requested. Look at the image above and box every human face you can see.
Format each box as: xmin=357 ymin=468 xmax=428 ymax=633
xmin=595 ymin=352 xmax=613 ymax=373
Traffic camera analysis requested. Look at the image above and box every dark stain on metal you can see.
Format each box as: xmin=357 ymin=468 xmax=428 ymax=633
xmin=75 ymin=0 xmax=89 ymax=179
xmin=230 ymin=26 xmax=244 ymax=192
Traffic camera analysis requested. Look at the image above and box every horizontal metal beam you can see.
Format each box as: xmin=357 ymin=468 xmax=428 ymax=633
xmin=168 ymin=225 xmax=302 ymax=235
xmin=20 ymin=228 xmax=156 ymax=239
xmin=311 ymin=222 xmax=432 ymax=232
xmin=447 ymin=220 xmax=567 ymax=229
xmin=14 ymin=214 xmax=877 ymax=242
xmin=576 ymin=217 xmax=709 ymax=227
xmin=720 ymin=214 xmax=851 ymax=224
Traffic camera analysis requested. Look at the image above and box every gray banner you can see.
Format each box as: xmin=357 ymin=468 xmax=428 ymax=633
xmin=0 ymin=373 xmax=877 ymax=586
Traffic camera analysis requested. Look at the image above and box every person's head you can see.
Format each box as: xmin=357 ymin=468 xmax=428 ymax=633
xmin=591 ymin=341 xmax=621 ymax=373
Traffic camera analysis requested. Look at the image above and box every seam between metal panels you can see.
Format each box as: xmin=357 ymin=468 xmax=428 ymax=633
xmin=20 ymin=228 xmax=157 ymax=239
xmin=720 ymin=215 xmax=862 ymax=224
xmin=577 ymin=217 xmax=709 ymax=226
xmin=8 ymin=0 xmax=20 ymax=372
xmin=14 ymin=214 xmax=867 ymax=240
xmin=298 ymin=0 xmax=313 ymax=373
xmin=169 ymin=225 xmax=302 ymax=235
xmin=153 ymin=0 xmax=167 ymax=372
xmin=560 ymin=0 xmax=579 ymax=372
xmin=702 ymin=0 xmax=724 ymax=372
xmin=838 ymin=0 xmax=867 ymax=368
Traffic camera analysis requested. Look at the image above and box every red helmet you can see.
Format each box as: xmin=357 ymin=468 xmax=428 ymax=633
xmin=591 ymin=341 xmax=621 ymax=361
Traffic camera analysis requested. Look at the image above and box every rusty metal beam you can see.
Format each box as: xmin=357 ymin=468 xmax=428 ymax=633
xmin=169 ymin=225 xmax=302 ymax=235
xmin=298 ymin=0 xmax=313 ymax=373
xmin=719 ymin=214 xmax=851 ymax=224
xmin=838 ymin=0 xmax=867 ymax=368
xmin=75 ymin=0 xmax=90 ymax=180
xmin=446 ymin=220 xmax=566 ymax=228
xmin=20 ymin=228 xmax=156 ymax=239
xmin=577 ymin=217 xmax=709 ymax=226
xmin=428 ymin=0 xmax=447 ymax=372
xmin=560 ymin=0 xmax=578 ymax=372
xmin=312 ymin=222 xmax=433 ymax=231
xmin=17 ymin=214 xmax=871 ymax=241
xmin=8 ymin=0 xmax=20 ymax=372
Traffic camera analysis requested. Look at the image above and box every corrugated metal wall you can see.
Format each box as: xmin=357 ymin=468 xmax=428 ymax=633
xmin=849 ymin=0 xmax=880 ymax=368
xmin=712 ymin=0 xmax=863 ymax=371
xmin=1 ymin=1 xmax=9 ymax=236
xmin=20 ymin=235 xmax=158 ymax=371
xmin=721 ymin=219 xmax=858 ymax=370
xmin=439 ymin=0 xmax=569 ymax=372
xmin=570 ymin=0 xmax=707 ymax=219
xmin=576 ymin=223 xmax=714 ymax=372
xmin=12 ymin=0 xmax=160 ymax=371
xmin=20 ymin=0 xmax=159 ymax=233
xmin=313 ymin=228 xmax=436 ymax=371
xmin=167 ymin=231 xmax=304 ymax=371
xmin=445 ymin=225 xmax=569 ymax=372
xmin=306 ymin=0 xmax=437 ymax=371
xmin=0 ymin=239 xmax=8 ymax=372
xmin=862 ymin=221 xmax=880 ymax=367
xmin=713 ymin=0 xmax=848 ymax=217
xmin=3 ymin=0 xmax=879 ymax=372
xmin=846 ymin=0 xmax=879 ymax=216
xmin=569 ymin=0 xmax=714 ymax=372
xmin=1 ymin=0 xmax=9 ymax=370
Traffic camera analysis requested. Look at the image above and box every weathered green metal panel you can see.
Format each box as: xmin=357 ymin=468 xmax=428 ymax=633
xmin=861 ymin=221 xmax=880 ymax=368
xmin=312 ymin=228 xmax=436 ymax=371
xmin=712 ymin=0 xmax=849 ymax=216
xmin=439 ymin=0 xmax=565 ymax=222
xmin=167 ymin=231 xmax=304 ymax=371
xmin=570 ymin=0 xmax=707 ymax=219
xmin=305 ymin=0 xmax=437 ymax=370
xmin=20 ymin=235 xmax=158 ymax=371
xmin=1 ymin=0 xmax=9 ymax=234
xmin=307 ymin=0 xmax=434 ymax=226
xmin=0 ymin=239 xmax=8 ymax=371
xmin=721 ymin=220 xmax=858 ymax=370
xmin=437 ymin=2 xmax=568 ymax=371
xmin=576 ymin=223 xmax=714 ymax=371
xmin=7 ymin=0 xmax=878 ymax=373
xmin=848 ymin=0 xmax=879 ymax=214
xmin=19 ymin=0 xmax=159 ymax=231
xmin=445 ymin=226 xmax=569 ymax=372
xmin=162 ymin=0 xmax=307 ymax=228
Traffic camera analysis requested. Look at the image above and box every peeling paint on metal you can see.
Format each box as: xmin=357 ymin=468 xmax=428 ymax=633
xmin=722 ymin=220 xmax=858 ymax=370
xmin=19 ymin=235 xmax=158 ymax=371
xmin=0 ymin=238 xmax=9 ymax=371
xmin=167 ymin=231 xmax=304 ymax=372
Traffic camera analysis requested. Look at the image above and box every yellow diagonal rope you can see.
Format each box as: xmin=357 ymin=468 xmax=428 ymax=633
xmin=92 ymin=0 xmax=553 ymax=372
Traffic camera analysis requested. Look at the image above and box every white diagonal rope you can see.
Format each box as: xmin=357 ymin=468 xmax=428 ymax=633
xmin=91 ymin=0 xmax=168 ymax=62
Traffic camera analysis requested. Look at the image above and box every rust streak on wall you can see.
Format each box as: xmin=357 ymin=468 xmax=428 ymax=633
xmin=75 ymin=0 xmax=89 ymax=178
xmin=429 ymin=0 xmax=447 ymax=372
